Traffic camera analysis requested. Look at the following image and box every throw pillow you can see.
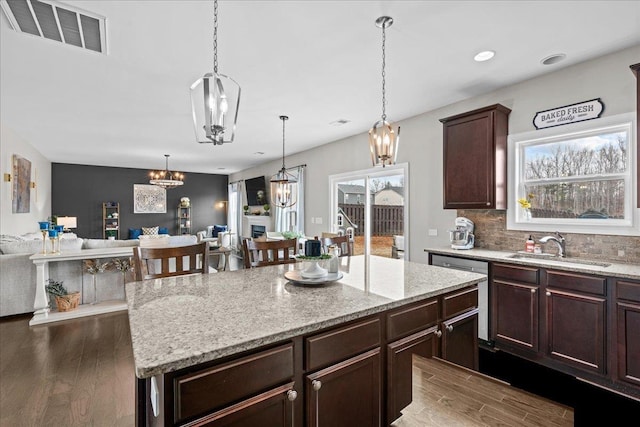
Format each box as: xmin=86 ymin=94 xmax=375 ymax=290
xmin=213 ymin=224 xmax=227 ymax=238
xmin=158 ymin=227 xmax=169 ymax=235
xmin=142 ymin=226 xmax=159 ymax=235
xmin=128 ymin=228 xmax=142 ymax=239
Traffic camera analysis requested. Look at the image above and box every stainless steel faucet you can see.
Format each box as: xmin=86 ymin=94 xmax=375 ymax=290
xmin=539 ymin=232 xmax=566 ymax=258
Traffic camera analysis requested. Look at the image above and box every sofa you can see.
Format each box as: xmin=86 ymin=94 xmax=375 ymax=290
xmin=196 ymin=224 xmax=231 ymax=247
xmin=0 ymin=233 xmax=198 ymax=317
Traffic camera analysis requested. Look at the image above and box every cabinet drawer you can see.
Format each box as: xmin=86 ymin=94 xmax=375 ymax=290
xmin=546 ymin=270 xmax=606 ymax=296
xmin=387 ymin=298 xmax=439 ymax=341
xmin=174 ymin=343 xmax=294 ymax=423
xmin=492 ymin=263 xmax=538 ymax=284
xmin=306 ymin=317 xmax=381 ymax=371
xmin=442 ymin=286 xmax=478 ymax=320
xmin=616 ymin=279 xmax=640 ymax=303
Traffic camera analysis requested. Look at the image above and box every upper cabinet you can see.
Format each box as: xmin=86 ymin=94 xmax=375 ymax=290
xmin=630 ymin=63 xmax=639 ymax=208
xmin=440 ymin=104 xmax=511 ymax=209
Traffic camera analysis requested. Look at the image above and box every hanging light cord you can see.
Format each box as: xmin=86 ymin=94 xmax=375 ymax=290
xmin=381 ymin=22 xmax=387 ymax=121
xmin=281 ymin=117 xmax=287 ymax=170
xmin=213 ymin=0 xmax=218 ymax=74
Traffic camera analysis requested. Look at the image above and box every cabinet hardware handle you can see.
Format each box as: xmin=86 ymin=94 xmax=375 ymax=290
xmin=446 ymin=325 xmax=454 ymax=332
xmin=312 ymin=380 xmax=322 ymax=391
xmin=287 ymin=389 xmax=297 ymax=426
xmin=312 ymin=380 xmax=322 ymax=426
xmin=531 ymin=289 xmax=536 ymax=293
xmin=435 ymin=330 xmax=442 ymax=338
xmin=546 ymin=291 xmax=551 ymax=296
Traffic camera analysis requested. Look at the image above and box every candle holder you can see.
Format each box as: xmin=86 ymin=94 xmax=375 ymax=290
xmin=38 ymin=221 xmax=50 ymax=254
xmin=48 ymin=229 xmax=59 ymax=254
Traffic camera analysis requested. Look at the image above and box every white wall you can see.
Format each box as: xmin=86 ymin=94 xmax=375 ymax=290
xmin=234 ymin=45 xmax=640 ymax=263
xmin=0 ymin=125 xmax=51 ymax=235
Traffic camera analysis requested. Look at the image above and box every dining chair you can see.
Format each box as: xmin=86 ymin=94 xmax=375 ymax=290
xmin=132 ymin=242 xmax=210 ymax=280
xmin=242 ymin=238 xmax=298 ymax=269
xmin=320 ymin=235 xmax=352 ymax=257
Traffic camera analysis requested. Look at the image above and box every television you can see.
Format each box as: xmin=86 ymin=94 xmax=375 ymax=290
xmin=245 ymin=176 xmax=268 ymax=206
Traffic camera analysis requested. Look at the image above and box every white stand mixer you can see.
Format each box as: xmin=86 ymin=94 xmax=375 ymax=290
xmin=449 ymin=217 xmax=475 ymax=250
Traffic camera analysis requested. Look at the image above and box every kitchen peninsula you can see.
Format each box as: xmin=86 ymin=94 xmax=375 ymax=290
xmin=125 ymin=255 xmax=485 ymax=426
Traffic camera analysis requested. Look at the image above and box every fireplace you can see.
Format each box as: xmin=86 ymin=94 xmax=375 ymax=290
xmin=251 ymin=225 xmax=266 ymax=239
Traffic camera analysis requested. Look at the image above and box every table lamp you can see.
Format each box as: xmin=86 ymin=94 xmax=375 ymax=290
xmin=56 ymin=216 xmax=77 ymax=232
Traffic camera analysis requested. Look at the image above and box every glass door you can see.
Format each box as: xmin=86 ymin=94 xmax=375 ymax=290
xmin=329 ymin=163 xmax=409 ymax=260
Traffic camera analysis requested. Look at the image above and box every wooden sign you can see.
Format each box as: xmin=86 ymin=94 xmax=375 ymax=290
xmin=533 ymin=98 xmax=604 ymax=129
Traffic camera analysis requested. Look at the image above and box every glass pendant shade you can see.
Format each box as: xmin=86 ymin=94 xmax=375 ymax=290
xmin=270 ymin=168 xmax=298 ymax=208
xmin=190 ymin=72 xmax=241 ymax=145
xmin=369 ymin=119 xmax=399 ymax=167
xmin=149 ymin=155 xmax=184 ymax=189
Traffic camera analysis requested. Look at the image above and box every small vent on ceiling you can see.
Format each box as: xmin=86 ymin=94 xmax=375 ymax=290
xmin=1 ymin=0 xmax=106 ymax=53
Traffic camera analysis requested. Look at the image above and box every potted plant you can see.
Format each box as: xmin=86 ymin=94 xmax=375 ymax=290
xmin=263 ymin=204 xmax=271 ymax=216
xmin=45 ymin=279 xmax=80 ymax=312
xmin=243 ymin=205 xmax=249 ymax=215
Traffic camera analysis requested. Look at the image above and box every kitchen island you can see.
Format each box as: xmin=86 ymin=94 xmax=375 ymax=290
xmin=126 ymin=255 xmax=485 ymax=426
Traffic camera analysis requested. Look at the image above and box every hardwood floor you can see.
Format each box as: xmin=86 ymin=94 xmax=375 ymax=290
xmin=0 ymin=312 xmax=135 ymax=426
xmin=392 ymin=356 xmax=574 ymax=427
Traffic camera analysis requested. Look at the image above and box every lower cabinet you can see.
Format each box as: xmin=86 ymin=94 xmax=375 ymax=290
xmin=306 ymin=349 xmax=381 ymax=427
xmin=441 ymin=308 xmax=479 ymax=369
xmin=615 ymin=278 xmax=640 ymax=388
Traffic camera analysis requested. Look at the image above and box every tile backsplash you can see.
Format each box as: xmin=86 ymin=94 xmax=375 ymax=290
xmin=458 ymin=210 xmax=639 ymax=265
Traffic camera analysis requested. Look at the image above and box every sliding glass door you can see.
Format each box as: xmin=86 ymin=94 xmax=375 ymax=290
xmin=329 ymin=163 xmax=409 ymax=260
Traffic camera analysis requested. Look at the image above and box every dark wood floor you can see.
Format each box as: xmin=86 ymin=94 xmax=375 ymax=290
xmin=0 ymin=312 xmax=135 ymax=426
xmin=393 ymin=356 xmax=573 ymax=427
xmin=1 ymin=310 xmax=588 ymax=427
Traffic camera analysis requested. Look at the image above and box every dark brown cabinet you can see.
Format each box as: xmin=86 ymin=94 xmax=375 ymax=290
xmin=441 ymin=308 xmax=479 ymax=369
xmin=440 ymin=104 xmax=511 ymax=209
xmin=544 ymin=270 xmax=607 ymax=375
xmin=306 ymin=349 xmax=380 ymax=427
xmin=491 ymin=263 xmax=540 ymax=354
xmin=615 ymin=278 xmax=640 ymax=388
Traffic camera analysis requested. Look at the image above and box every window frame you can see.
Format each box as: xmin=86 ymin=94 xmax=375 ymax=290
xmin=507 ymin=112 xmax=638 ymax=236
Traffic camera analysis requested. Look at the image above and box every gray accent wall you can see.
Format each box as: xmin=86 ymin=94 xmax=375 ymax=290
xmin=52 ymin=163 xmax=228 ymax=239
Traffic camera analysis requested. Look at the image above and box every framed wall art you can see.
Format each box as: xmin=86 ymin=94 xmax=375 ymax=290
xmin=133 ymin=184 xmax=166 ymax=214
xmin=12 ymin=154 xmax=31 ymax=213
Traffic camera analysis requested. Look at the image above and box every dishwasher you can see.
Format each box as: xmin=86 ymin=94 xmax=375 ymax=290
xmin=430 ymin=254 xmax=489 ymax=343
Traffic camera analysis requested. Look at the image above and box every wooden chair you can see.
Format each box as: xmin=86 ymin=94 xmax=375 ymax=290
xmin=320 ymin=235 xmax=352 ymax=257
xmin=132 ymin=242 xmax=210 ymax=281
xmin=242 ymin=238 xmax=298 ymax=269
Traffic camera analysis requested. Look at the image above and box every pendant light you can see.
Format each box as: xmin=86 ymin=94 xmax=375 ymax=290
xmin=270 ymin=116 xmax=298 ymax=208
xmin=149 ymin=155 xmax=184 ymax=189
xmin=190 ymin=0 xmax=241 ymax=145
xmin=369 ymin=16 xmax=400 ymax=167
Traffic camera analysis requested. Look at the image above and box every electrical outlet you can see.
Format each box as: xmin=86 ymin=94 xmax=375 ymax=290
xmin=316 ymin=217 xmax=323 ymax=225
xmin=428 ymin=229 xmax=438 ymax=236
xmin=310 ymin=217 xmax=315 ymax=224
xmin=618 ymin=249 xmax=625 ymax=257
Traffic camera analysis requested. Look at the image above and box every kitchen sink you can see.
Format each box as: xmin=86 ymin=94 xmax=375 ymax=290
xmin=507 ymin=253 xmax=612 ymax=268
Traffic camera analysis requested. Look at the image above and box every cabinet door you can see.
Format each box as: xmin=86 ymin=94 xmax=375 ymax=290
xmin=185 ymin=383 xmax=296 ymax=427
xmin=440 ymin=104 xmax=509 ymax=209
xmin=441 ymin=308 xmax=479 ymax=370
xmin=493 ymin=279 xmax=539 ymax=353
xmin=387 ymin=328 xmax=438 ymax=424
xmin=546 ymin=288 xmax=606 ymax=374
xmin=306 ymin=349 xmax=380 ymax=427
xmin=616 ymin=279 xmax=640 ymax=388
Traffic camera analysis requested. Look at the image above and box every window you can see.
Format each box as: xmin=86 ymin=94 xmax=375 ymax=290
xmin=507 ymin=113 xmax=637 ymax=236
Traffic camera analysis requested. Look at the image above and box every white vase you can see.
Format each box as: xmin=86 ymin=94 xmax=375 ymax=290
xmin=301 ymin=260 xmax=328 ymax=278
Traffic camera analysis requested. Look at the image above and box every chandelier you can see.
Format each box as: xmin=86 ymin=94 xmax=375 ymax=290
xmin=369 ymin=16 xmax=400 ymax=167
xmin=190 ymin=0 xmax=241 ymax=145
xmin=149 ymin=155 xmax=184 ymax=189
xmin=270 ymin=116 xmax=298 ymax=208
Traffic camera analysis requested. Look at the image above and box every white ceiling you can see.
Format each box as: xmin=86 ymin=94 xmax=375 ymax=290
xmin=1 ymin=1 xmax=639 ymax=175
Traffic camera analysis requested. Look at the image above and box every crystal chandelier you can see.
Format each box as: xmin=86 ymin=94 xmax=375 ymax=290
xmin=149 ymin=155 xmax=184 ymax=189
xmin=190 ymin=0 xmax=241 ymax=145
xmin=270 ymin=116 xmax=298 ymax=208
xmin=369 ymin=16 xmax=400 ymax=167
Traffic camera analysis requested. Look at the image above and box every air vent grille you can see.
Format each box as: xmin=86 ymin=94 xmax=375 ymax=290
xmin=1 ymin=0 xmax=106 ymax=53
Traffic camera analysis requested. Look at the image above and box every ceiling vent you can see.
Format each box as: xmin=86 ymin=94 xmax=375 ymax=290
xmin=1 ymin=0 xmax=106 ymax=53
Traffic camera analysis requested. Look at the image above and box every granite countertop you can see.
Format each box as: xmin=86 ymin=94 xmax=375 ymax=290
xmin=424 ymin=247 xmax=640 ymax=280
xmin=125 ymin=255 xmax=485 ymax=378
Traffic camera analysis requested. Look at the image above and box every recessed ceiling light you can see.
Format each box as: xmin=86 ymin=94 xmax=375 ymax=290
xmin=474 ymin=50 xmax=495 ymax=62
xmin=254 ymin=151 xmax=264 ymax=155
xmin=541 ymin=53 xmax=566 ymax=65
xmin=217 ymin=167 xmax=226 ymax=170
xmin=330 ymin=119 xmax=351 ymax=126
